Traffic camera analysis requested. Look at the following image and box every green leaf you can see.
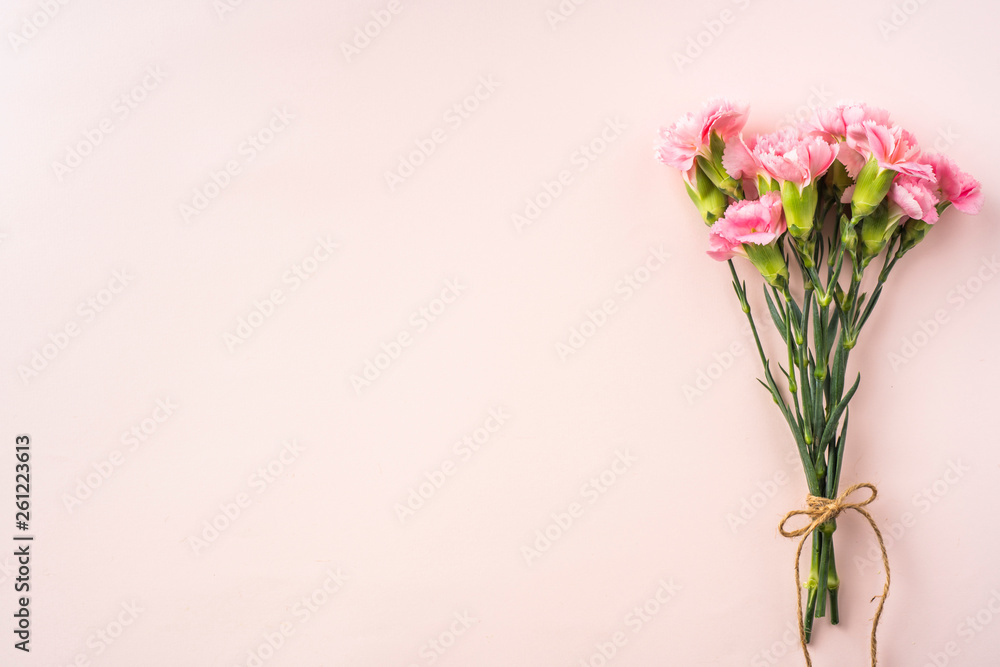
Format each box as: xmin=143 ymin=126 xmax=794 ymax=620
xmin=820 ymin=373 xmax=860 ymax=447
xmin=787 ymin=294 xmax=803 ymax=331
xmin=830 ymin=342 xmax=847 ymax=401
xmin=764 ymin=287 xmax=787 ymax=341
xmin=811 ymin=377 xmax=825 ymax=451
xmin=857 ymin=285 xmax=884 ymax=331
xmin=827 ymin=409 xmax=850 ymax=497
xmin=825 ymin=313 xmax=838 ymax=355
xmin=731 ymin=280 xmax=744 ymax=306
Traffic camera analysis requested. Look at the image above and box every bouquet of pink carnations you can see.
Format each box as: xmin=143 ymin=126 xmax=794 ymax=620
xmin=655 ymin=100 xmax=982 ymax=665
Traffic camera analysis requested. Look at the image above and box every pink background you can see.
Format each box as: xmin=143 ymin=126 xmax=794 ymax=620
xmin=2 ymin=1 xmax=999 ymax=665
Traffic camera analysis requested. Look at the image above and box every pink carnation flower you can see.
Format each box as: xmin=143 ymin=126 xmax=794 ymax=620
xmin=707 ymin=192 xmax=786 ymax=260
xmin=888 ymin=176 xmax=940 ymax=224
xmin=724 ymin=127 xmax=837 ymax=187
xmin=808 ymin=103 xmax=890 ymax=143
xmin=655 ymin=98 xmax=749 ymax=176
xmin=707 ymin=228 xmax=743 ymax=260
xmin=843 ymin=121 xmax=933 ymax=180
xmin=721 ymin=133 xmax=761 ymax=182
xmin=922 ymin=153 xmax=984 ymax=214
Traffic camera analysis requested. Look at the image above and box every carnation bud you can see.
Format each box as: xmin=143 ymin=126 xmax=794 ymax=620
xmin=744 ymin=243 xmax=788 ymax=290
xmin=839 ymin=214 xmax=858 ymax=255
xmin=897 ymin=219 xmax=933 ymax=257
xmin=858 ymin=200 xmax=898 ymax=267
xmin=696 ymin=132 xmax=741 ymax=198
xmin=685 ymin=164 xmax=728 ymax=225
xmin=780 ymin=181 xmax=818 ymax=239
xmin=825 ymin=159 xmax=852 ymax=194
xmin=851 ymin=158 xmax=896 ymax=221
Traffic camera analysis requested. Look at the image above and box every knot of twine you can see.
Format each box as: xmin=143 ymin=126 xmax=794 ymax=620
xmin=778 ymin=482 xmax=890 ymax=667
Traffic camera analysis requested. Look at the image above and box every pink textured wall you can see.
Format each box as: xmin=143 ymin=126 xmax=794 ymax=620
xmin=2 ymin=0 xmax=998 ymax=665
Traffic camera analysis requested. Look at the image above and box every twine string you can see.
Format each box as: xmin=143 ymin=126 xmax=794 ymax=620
xmin=778 ymin=482 xmax=890 ymax=667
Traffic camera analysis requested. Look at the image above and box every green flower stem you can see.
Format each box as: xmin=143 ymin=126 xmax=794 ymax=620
xmin=797 ymin=290 xmax=814 ymax=446
xmin=729 ymin=260 xmax=820 ymax=496
xmin=828 ymin=540 xmax=841 ymax=625
xmin=804 ymin=531 xmax=822 ymax=643
xmin=728 ymin=187 xmax=908 ymax=641
xmin=815 ymin=523 xmax=835 ymax=618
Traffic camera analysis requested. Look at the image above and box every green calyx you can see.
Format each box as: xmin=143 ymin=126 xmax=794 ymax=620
xmin=781 ymin=180 xmax=819 ymax=239
xmin=839 ymin=214 xmax=857 ymax=254
xmin=744 ymin=242 xmax=788 ymax=289
xmin=851 ymin=158 xmax=896 ymax=220
xmin=757 ymin=174 xmax=779 ymax=194
xmin=684 ymin=163 xmax=728 ymax=225
xmin=897 ymin=218 xmax=934 ymax=257
xmin=826 ymin=159 xmax=852 ymax=194
xmin=859 ymin=200 xmax=898 ymax=266
xmin=696 ymin=132 xmax=741 ymax=198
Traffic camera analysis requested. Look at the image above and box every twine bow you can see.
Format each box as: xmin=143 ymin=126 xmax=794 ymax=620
xmin=778 ymin=482 xmax=890 ymax=667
